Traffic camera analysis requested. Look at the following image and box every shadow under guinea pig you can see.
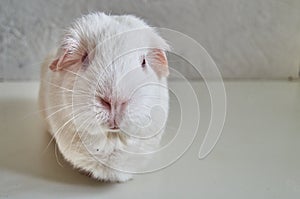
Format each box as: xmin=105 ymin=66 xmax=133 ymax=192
xmin=0 ymin=98 xmax=115 ymax=188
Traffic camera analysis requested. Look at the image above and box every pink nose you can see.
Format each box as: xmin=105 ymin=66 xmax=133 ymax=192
xmin=108 ymin=116 xmax=118 ymax=129
xmin=97 ymin=97 xmax=128 ymax=129
xmin=108 ymin=101 xmax=128 ymax=129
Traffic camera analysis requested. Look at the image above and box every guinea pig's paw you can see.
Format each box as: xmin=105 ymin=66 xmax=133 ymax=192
xmin=113 ymin=173 xmax=133 ymax=183
xmin=91 ymin=167 xmax=133 ymax=183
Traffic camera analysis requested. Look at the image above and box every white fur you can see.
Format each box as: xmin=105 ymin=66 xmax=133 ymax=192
xmin=39 ymin=12 xmax=169 ymax=182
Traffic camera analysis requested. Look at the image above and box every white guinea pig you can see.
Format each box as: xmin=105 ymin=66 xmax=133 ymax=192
xmin=39 ymin=12 xmax=170 ymax=182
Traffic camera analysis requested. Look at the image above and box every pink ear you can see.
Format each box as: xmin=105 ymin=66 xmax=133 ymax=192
xmin=147 ymin=49 xmax=169 ymax=78
xmin=49 ymin=49 xmax=83 ymax=72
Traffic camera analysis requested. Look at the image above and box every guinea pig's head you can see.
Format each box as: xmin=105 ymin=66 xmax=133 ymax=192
xmin=49 ymin=13 xmax=169 ymax=139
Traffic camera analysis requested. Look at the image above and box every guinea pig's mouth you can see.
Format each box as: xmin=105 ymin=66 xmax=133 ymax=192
xmin=110 ymin=127 xmax=120 ymax=131
xmin=106 ymin=127 xmax=120 ymax=133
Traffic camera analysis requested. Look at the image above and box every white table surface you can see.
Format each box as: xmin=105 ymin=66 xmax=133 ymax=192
xmin=0 ymin=81 xmax=300 ymax=199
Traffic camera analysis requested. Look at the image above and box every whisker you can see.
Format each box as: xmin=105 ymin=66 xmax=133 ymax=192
xmin=22 ymin=102 xmax=94 ymax=121
xmin=55 ymin=142 xmax=64 ymax=167
xmin=62 ymin=68 xmax=93 ymax=84
xmin=76 ymin=122 xmax=96 ymax=153
xmin=67 ymin=114 xmax=96 ymax=152
xmin=72 ymin=117 xmax=100 ymax=154
xmin=42 ymin=80 xmax=94 ymax=96
xmin=21 ymin=103 xmax=73 ymax=120
xmin=76 ymin=121 xmax=103 ymax=154
xmin=43 ymin=109 xmax=91 ymax=152
xmin=45 ymin=89 xmax=92 ymax=96
xmin=42 ymin=80 xmax=74 ymax=93
xmin=45 ymin=102 xmax=92 ymax=120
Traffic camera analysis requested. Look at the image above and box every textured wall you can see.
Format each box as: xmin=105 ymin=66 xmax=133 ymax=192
xmin=1 ymin=0 xmax=300 ymax=81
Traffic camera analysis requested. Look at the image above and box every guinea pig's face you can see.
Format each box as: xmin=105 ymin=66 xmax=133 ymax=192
xmin=49 ymin=34 xmax=169 ymax=139
xmin=91 ymin=49 xmax=169 ymax=137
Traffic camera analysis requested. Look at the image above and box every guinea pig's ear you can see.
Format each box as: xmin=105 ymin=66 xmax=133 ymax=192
xmin=147 ymin=49 xmax=169 ymax=78
xmin=49 ymin=48 xmax=84 ymax=72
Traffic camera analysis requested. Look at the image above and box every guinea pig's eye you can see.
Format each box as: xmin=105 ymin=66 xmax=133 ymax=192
xmin=141 ymin=58 xmax=146 ymax=68
xmin=81 ymin=52 xmax=89 ymax=67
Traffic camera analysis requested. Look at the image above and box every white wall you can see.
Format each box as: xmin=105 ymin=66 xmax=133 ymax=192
xmin=1 ymin=0 xmax=300 ymax=81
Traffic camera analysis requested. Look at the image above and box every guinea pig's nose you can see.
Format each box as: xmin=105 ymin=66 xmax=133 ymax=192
xmin=108 ymin=117 xmax=117 ymax=129
xmin=107 ymin=101 xmax=128 ymax=130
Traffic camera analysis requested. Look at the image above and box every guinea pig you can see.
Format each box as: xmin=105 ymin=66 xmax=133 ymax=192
xmin=39 ymin=12 xmax=170 ymax=182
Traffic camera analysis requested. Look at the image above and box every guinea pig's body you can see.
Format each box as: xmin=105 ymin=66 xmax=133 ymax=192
xmin=39 ymin=13 xmax=169 ymax=182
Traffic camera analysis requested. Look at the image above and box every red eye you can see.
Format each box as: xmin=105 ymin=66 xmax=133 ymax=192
xmin=141 ymin=58 xmax=146 ymax=68
xmin=81 ymin=52 xmax=89 ymax=66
